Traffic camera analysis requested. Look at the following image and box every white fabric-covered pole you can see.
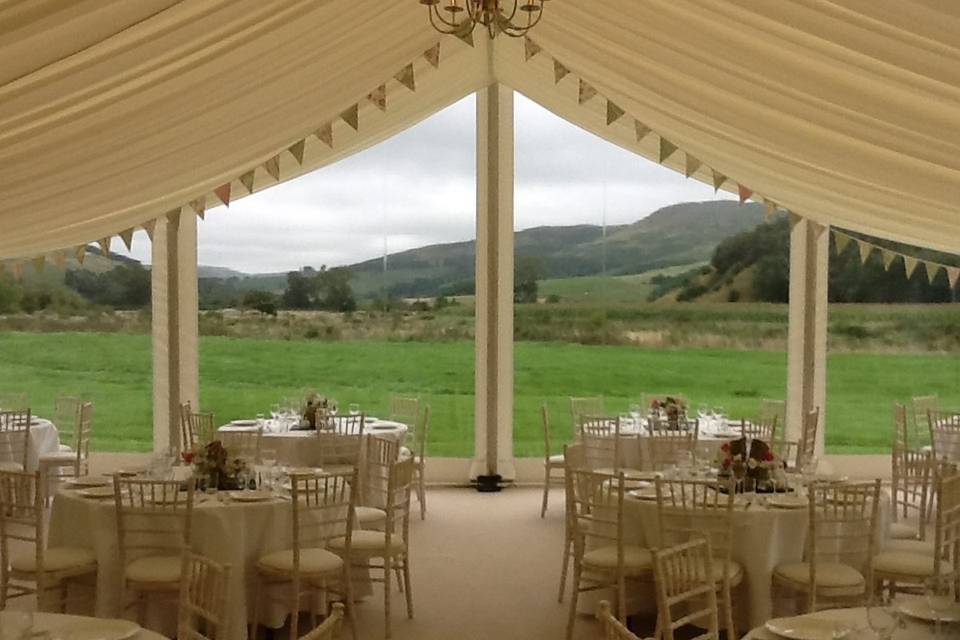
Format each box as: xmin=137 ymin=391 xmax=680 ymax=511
xmin=786 ymin=214 xmax=828 ymax=457
xmin=151 ymin=211 xmax=199 ymax=452
xmin=471 ymin=83 xmax=516 ymax=482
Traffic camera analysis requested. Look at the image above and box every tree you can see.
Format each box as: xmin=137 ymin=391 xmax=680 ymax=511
xmin=282 ymin=271 xmax=314 ymax=308
xmin=515 ymin=255 xmax=543 ymax=303
xmin=242 ymin=290 xmax=278 ymax=316
xmin=317 ymin=267 xmax=356 ymax=312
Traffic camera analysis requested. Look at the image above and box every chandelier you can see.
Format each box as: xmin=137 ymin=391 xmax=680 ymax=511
xmin=421 ymin=0 xmax=549 ymax=39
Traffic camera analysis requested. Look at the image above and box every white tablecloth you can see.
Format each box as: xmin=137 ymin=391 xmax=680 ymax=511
xmin=49 ymin=488 xmax=369 ymax=640
xmin=0 ymin=417 xmax=61 ymax=471
xmin=0 ymin=611 xmax=167 ymax=640
xmin=218 ymin=417 xmax=407 ymax=467
xmin=744 ymin=604 xmax=945 ymax=639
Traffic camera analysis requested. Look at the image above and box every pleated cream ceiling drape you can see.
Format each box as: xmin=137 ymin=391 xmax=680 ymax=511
xmin=0 ymin=0 xmax=958 ymax=261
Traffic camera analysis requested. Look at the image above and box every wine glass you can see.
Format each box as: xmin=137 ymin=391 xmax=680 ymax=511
xmin=925 ymin=575 xmax=955 ymax=636
xmin=349 ymin=403 xmax=360 ymax=416
xmin=867 ymin=593 xmax=900 ymax=640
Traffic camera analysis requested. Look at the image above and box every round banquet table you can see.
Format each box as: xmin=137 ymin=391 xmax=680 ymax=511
xmin=0 ymin=417 xmax=62 ymax=471
xmin=603 ymin=417 xmax=742 ymax=470
xmin=0 ymin=611 xmax=167 ymax=640
xmin=49 ymin=486 xmax=369 ymax=640
xmin=744 ymin=604 xmax=944 ymax=639
xmin=218 ymin=417 xmax=408 ymax=467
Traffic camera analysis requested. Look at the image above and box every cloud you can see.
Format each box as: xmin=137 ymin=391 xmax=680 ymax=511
xmin=119 ymin=93 xmax=734 ymax=273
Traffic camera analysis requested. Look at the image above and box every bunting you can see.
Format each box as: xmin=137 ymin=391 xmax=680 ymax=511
xmin=98 ymin=237 xmax=111 ymax=256
xmin=264 ymin=155 xmax=281 ymax=181
xmin=606 ymin=101 xmax=625 ymax=125
xmin=904 ymin=255 xmax=919 ymax=279
xmin=834 ymin=232 xmax=853 ymax=254
xmin=394 ymin=64 xmax=416 ymax=91
xmin=948 ymin=267 xmax=960 ymax=289
xmin=423 ymin=43 xmax=440 ymax=68
xmin=881 ymin=248 xmax=897 ymax=270
xmin=190 ymin=197 xmax=206 ymax=219
xmin=684 ymin=154 xmax=701 ymax=178
xmin=829 ymin=228 xmax=958 ymax=287
xmin=239 ymin=170 xmax=255 ymax=194
xmin=214 ymin=183 xmax=232 ymax=207
xmin=738 ymin=184 xmax=753 ymax=203
xmin=142 ymin=219 xmax=156 ymax=241
xmin=287 ymin=139 xmax=306 ymax=165
xmin=340 ymin=104 xmax=359 ymax=130
xmin=524 ymin=36 xmax=542 ymax=61
xmin=578 ymin=79 xmax=597 ymax=104
xmin=763 ymin=200 xmax=777 ymax=220
xmin=711 ymin=169 xmax=726 ymax=192
xmin=75 ymin=245 xmax=86 ymax=265
xmin=659 ymin=137 xmax=678 ymax=163
xmin=925 ymin=263 xmax=940 ymax=285
xmin=634 ymin=120 xmax=651 ymax=143
xmin=553 ymin=60 xmax=569 ymax=84
xmin=454 ymin=24 xmax=474 ymax=47
xmin=368 ymin=84 xmax=387 ymax=112
xmin=119 ymin=228 xmax=135 ymax=251
xmin=858 ymin=240 xmax=873 ymax=264
xmin=315 ymin=123 xmax=333 ymax=149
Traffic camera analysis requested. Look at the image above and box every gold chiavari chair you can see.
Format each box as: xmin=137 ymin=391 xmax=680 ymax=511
xmin=0 ymin=409 xmax=31 ymax=471
xmin=644 ymin=422 xmax=699 ymax=473
xmin=316 ymin=430 xmax=365 ymax=476
xmin=39 ymin=401 xmax=93 ymax=486
xmin=410 ymin=405 xmax=430 ymax=520
xmin=929 ymin=410 xmax=960 ymax=464
xmin=565 ymin=469 xmax=653 ymax=640
xmin=182 ymin=409 xmax=216 ymax=452
xmin=742 ymin=415 xmax=777 ymax=443
xmin=654 ymin=477 xmax=740 ymax=640
xmin=570 ymin=396 xmax=604 ymax=436
xmin=251 ymin=470 xmax=357 ymax=640
xmin=114 ymin=476 xmax=196 ymax=625
xmin=330 ymin=414 xmax=365 ymax=436
xmin=652 ymin=538 xmax=721 ymax=640
xmin=299 ymin=603 xmax=345 ymax=640
xmin=893 ymin=403 xmax=911 ymax=452
xmin=872 ymin=471 xmax=960 ymax=596
xmin=913 ymin=394 xmax=939 ymax=446
xmin=888 ymin=411 xmax=933 ymax=544
xmin=330 ymin=457 xmax=415 ymax=640
xmin=772 ymin=479 xmax=881 ymax=613
xmin=596 ymin=600 xmax=646 ymax=640
xmin=179 ymin=402 xmax=194 ymax=449
xmin=796 ymin=407 xmax=820 ymax=469
xmin=177 ymin=552 xmax=230 ymax=640
xmin=541 ymin=404 xmax=566 ymax=518
xmin=53 ymin=396 xmax=81 ymax=441
xmin=579 ymin=415 xmax=622 ymax=473
xmin=0 ymin=393 xmax=28 ymax=411
xmin=557 ymin=443 xmax=584 ymax=604
xmin=389 ymin=396 xmax=420 ymax=431
xmin=355 ymin=436 xmax=400 ymax=530
xmin=0 ymin=470 xmax=97 ymax=611
xmin=759 ymin=399 xmax=786 ymax=430
xmin=223 ymin=427 xmax=262 ymax=465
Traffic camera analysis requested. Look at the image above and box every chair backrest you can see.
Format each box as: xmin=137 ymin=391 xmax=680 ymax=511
xmin=568 ymin=469 xmax=626 ymax=568
xmin=652 ymin=538 xmax=720 ymax=640
xmin=578 ymin=416 xmax=621 ymax=471
xmin=0 ymin=470 xmax=44 ymax=604
xmin=114 ymin=476 xmax=195 ymax=570
xmin=362 ymin=436 xmax=400 ymax=511
xmin=891 ymin=445 xmax=932 ymax=537
xmin=315 ymin=432 xmax=364 ymax=468
xmin=804 ymin=479 xmax=880 ymax=611
xmin=932 ymin=472 xmax=960 ymax=577
xmin=596 ymin=600 xmax=642 ymax=640
xmin=797 ymin=407 xmax=819 ymax=468
xmin=330 ymin=413 xmax=365 ymax=436
xmin=289 ymin=470 xmax=355 ymax=573
xmin=384 ymin=457 xmax=415 ymax=552
xmin=645 ymin=424 xmax=699 ymax=472
xmin=655 ymin=478 xmax=735 ymax=574
xmin=0 ymin=393 xmax=28 ymax=412
xmin=54 ymin=396 xmax=81 ymax=441
xmin=893 ymin=403 xmax=910 ymax=450
xmin=72 ymin=402 xmax=93 ymax=475
xmin=541 ymin=404 xmax=552 ymax=464
xmin=913 ymin=394 xmax=940 ymax=441
xmin=0 ymin=409 xmax=31 ymax=470
xmin=742 ymin=415 xmax=777 ymax=443
xmin=224 ymin=428 xmax=262 ymax=464
xmin=389 ymin=396 xmax=420 ymax=428
xmin=177 ymin=552 xmax=230 ymax=640
xmin=759 ymin=398 xmax=786 ymax=429
xmin=929 ymin=411 xmax=960 ymax=463
xmin=570 ymin=396 xmax=603 ymax=434
xmin=299 ymin=603 xmax=344 ymax=640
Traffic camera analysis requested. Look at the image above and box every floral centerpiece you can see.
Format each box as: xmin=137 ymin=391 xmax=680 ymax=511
xmin=302 ymin=393 xmax=337 ymax=429
xmin=717 ymin=437 xmax=781 ymax=487
xmin=193 ymin=440 xmax=249 ymax=490
xmin=650 ymin=396 xmax=687 ymax=428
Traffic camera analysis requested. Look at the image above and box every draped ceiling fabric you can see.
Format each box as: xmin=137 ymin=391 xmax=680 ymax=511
xmin=0 ymin=0 xmax=958 ymax=260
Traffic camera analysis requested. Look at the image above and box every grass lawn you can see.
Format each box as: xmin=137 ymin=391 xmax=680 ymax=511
xmin=0 ymin=331 xmax=956 ymax=456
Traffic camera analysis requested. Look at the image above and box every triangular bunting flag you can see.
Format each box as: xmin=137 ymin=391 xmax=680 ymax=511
xmin=264 ymin=155 xmax=281 ymax=181
xmin=904 ymin=255 xmax=919 ymax=279
xmin=98 ymin=237 xmax=111 ymax=257
xmin=763 ymin=200 xmax=777 ymax=220
xmin=711 ymin=169 xmax=726 ymax=192
xmin=340 ymin=104 xmax=359 ymax=131
xmin=834 ymin=232 xmax=852 ymax=255
xmin=190 ymin=197 xmax=206 ymax=218
xmin=947 ymin=266 xmax=960 ymax=289
xmin=553 ymin=60 xmax=569 ymax=83
xmin=32 ymin=255 xmax=45 ymax=273
xmin=634 ymin=120 xmax=651 ymax=143
xmin=658 ymin=137 xmax=678 ymax=164
xmin=11 ymin=262 xmax=23 ymax=280
xmin=881 ymin=249 xmax=897 ymax=270
xmin=578 ymin=78 xmax=597 ymax=104
xmin=738 ymin=184 xmax=753 ymax=203
xmin=240 ymin=170 xmax=255 ymax=194
xmin=524 ymin=36 xmax=542 ymax=61
xmin=75 ymin=245 xmax=86 ymax=265
xmin=119 ymin=228 xmax=135 ymax=251
xmin=925 ymin=262 xmax=941 ymax=285
xmin=423 ymin=43 xmax=440 ymax=68
xmin=394 ymin=64 xmax=415 ymax=91
xmin=315 ymin=123 xmax=334 ymax=148
xmin=53 ymin=250 xmax=66 ymax=269
xmin=684 ymin=154 xmax=702 ymax=178
xmin=214 ymin=183 xmax=232 ymax=207
xmin=142 ymin=219 xmax=156 ymax=241
xmin=857 ymin=240 xmax=873 ymax=264
xmin=368 ymin=84 xmax=387 ymax=112
xmin=455 ymin=25 xmax=474 ymax=47
xmin=287 ymin=139 xmax=306 ymax=165
xmin=606 ymin=101 xmax=625 ymax=125
xmin=167 ymin=209 xmax=181 ymax=229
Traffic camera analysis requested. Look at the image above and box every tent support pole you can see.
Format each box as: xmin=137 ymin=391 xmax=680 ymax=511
xmin=151 ymin=210 xmax=200 ymax=452
xmin=786 ymin=214 xmax=829 ymax=458
xmin=471 ymin=83 xmax=516 ymax=487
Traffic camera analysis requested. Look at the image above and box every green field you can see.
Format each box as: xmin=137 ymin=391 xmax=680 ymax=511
xmin=538 ymin=263 xmax=703 ymax=304
xmin=0 ymin=331 xmax=957 ymax=456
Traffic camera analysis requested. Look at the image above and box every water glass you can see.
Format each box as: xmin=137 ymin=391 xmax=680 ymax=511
xmin=349 ymin=403 xmax=360 ymax=416
xmin=925 ymin=575 xmax=955 ymax=636
xmin=867 ymin=593 xmax=899 ymax=640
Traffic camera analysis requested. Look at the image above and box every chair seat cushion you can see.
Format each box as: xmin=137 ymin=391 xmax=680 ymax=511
xmin=710 ymin=558 xmax=744 ymax=586
xmin=39 ymin=451 xmax=77 ymax=463
xmin=872 ymin=551 xmax=952 ymax=578
xmin=0 ymin=462 xmax=24 ymax=471
xmin=582 ymin=545 xmax=653 ymax=576
xmin=883 ymin=538 xmax=936 ymax=556
xmin=355 ymin=506 xmax=387 ymax=526
xmin=328 ymin=530 xmax=405 ymax=554
xmin=323 ymin=464 xmax=355 ymax=476
xmin=547 ymin=454 xmax=565 ymax=465
xmin=11 ymin=546 xmax=96 ymax=573
xmin=889 ymin=521 xmax=920 ymax=540
xmin=773 ymin=562 xmax=865 ymax=589
xmin=257 ymin=548 xmax=343 ymax=575
xmin=125 ymin=555 xmax=181 ymax=584
xmin=58 ymin=444 xmax=74 ymax=453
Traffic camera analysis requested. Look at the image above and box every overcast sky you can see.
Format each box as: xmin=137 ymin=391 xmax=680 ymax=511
xmin=121 ymin=94 xmax=735 ymax=274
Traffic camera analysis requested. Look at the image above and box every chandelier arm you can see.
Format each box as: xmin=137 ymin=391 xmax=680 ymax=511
xmin=502 ymin=7 xmax=542 ymax=36
xmin=429 ymin=8 xmax=464 ymax=34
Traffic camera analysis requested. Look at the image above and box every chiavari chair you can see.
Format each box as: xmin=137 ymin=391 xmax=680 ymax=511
xmin=408 ymin=406 xmax=430 ymax=520
xmin=912 ymin=394 xmax=939 ymax=446
xmin=579 ymin=415 xmax=622 ymax=473
xmin=177 ymin=552 xmax=230 ymax=640
xmin=759 ymin=399 xmax=786 ymax=431
xmin=557 ymin=443 xmax=584 ymax=604
xmin=541 ymin=403 xmax=566 ymax=518
xmin=929 ymin=410 xmax=960 ymax=464
xmin=570 ymin=396 xmax=604 ymax=436
xmin=596 ymin=600 xmax=646 ymax=640
xmin=796 ymin=407 xmax=820 ymax=469
xmin=652 ymin=538 xmax=721 ymax=640
xmin=0 ymin=409 xmax=31 ymax=472
xmin=39 ymin=402 xmax=93 ymax=500
xmin=644 ymin=421 xmax=699 ymax=473
xmin=355 ymin=436 xmax=400 ymax=529
xmin=299 ymin=603 xmax=345 ymax=640
xmin=222 ymin=427 xmax=262 ymax=465
xmin=742 ymin=415 xmax=777 ymax=443
xmin=0 ymin=392 xmax=27 ymax=411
